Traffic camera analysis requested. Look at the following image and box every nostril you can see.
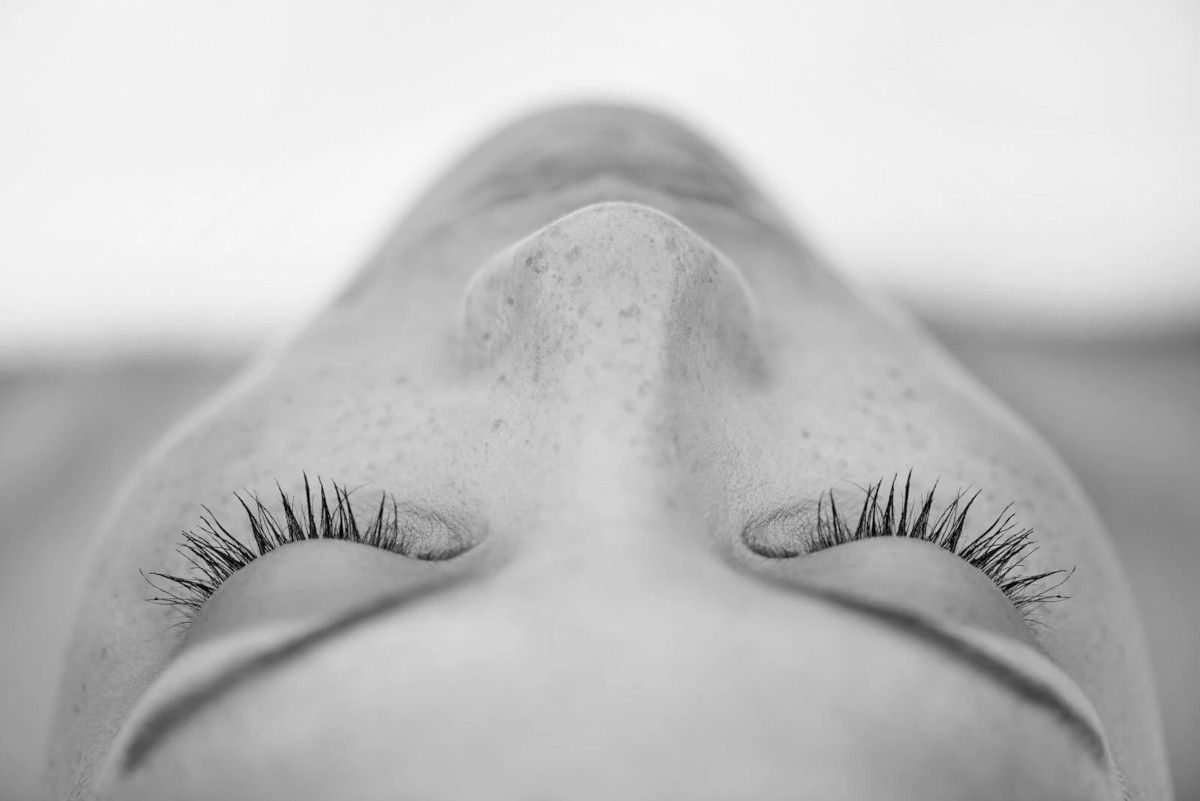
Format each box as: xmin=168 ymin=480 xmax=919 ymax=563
xmin=458 ymin=242 xmax=535 ymax=369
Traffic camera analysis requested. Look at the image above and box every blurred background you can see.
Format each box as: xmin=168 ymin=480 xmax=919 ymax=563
xmin=1 ymin=0 xmax=1197 ymax=798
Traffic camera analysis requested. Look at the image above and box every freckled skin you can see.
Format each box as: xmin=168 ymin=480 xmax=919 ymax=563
xmin=47 ymin=105 xmax=1171 ymax=800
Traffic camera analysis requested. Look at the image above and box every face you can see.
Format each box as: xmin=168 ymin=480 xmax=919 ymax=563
xmin=47 ymin=105 xmax=1170 ymax=800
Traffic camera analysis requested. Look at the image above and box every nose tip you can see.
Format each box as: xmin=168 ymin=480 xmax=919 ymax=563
xmin=459 ymin=202 xmax=766 ymax=388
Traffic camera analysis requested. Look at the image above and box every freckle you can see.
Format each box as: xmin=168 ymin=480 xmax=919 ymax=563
xmin=73 ymin=704 xmax=80 ymax=714
xmin=527 ymin=250 xmax=548 ymax=273
xmin=565 ymin=245 xmax=581 ymax=263
xmin=483 ymin=332 xmax=491 ymax=340
xmin=801 ymin=429 xmax=811 ymax=439
xmin=506 ymin=296 xmax=515 ymax=306
xmin=492 ymin=418 xmax=505 ymax=431
xmin=396 ymin=374 xmax=409 ymax=385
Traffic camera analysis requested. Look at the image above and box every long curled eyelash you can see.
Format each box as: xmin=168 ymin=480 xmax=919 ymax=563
xmin=143 ymin=476 xmax=462 ymax=622
xmin=751 ymin=473 xmax=1073 ymax=622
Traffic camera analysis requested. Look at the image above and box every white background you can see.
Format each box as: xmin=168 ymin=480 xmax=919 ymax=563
xmin=3 ymin=0 xmax=1198 ymax=355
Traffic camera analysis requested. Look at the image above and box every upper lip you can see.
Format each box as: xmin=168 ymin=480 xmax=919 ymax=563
xmin=472 ymin=146 xmax=752 ymax=212
xmin=460 ymin=110 xmax=761 ymax=215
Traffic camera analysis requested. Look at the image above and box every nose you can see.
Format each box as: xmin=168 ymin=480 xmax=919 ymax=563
xmin=459 ymin=202 xmax=767 ymax=393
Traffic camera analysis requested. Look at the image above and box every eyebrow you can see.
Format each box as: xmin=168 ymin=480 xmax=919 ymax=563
xmin=119 ymin=571 xmax=1108 ymax=775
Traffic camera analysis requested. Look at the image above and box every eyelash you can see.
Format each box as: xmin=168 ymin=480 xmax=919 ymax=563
xmin=146 ymin=473 xmax=1073 ymax=625
xmin=746 ymin=473 xmax=1073 ymax=621
xmin=143 ymin=476 xmax=461 ymax=622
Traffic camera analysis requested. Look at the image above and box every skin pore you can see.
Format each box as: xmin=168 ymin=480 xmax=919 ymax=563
xmin=46 ymin=104 xmax=1171 ymax=800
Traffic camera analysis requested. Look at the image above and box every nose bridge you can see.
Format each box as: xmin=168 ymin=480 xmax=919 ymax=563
xmin=458 ymin=203 xmax=763 ymax=563
xmin=496 ymin=472 xmax=734 ymax=615
xmin=458 ymin=202 xmax=766 ymax=393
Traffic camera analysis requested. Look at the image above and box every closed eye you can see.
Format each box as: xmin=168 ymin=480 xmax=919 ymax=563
xmin=740 ymin=472 xmax=1074 ymax=622
xmin=142 ymin=475 xmax=479 ymax=624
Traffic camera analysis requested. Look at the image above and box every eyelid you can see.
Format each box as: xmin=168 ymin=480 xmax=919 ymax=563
xmin=113 ymin=566 xmax=1112 ymax=789
xmin=735 ymin=571 xmax=1114 ymax=777
xmin=935 ymin=617 xmax=1111 ymax=764
xmin=143 ymin=476 xmax=483 ymax=624
xmin=112 ymin=574 xmax=479 ymax=779
xmin=740 ymin=473 xmax=1074 ymax=622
